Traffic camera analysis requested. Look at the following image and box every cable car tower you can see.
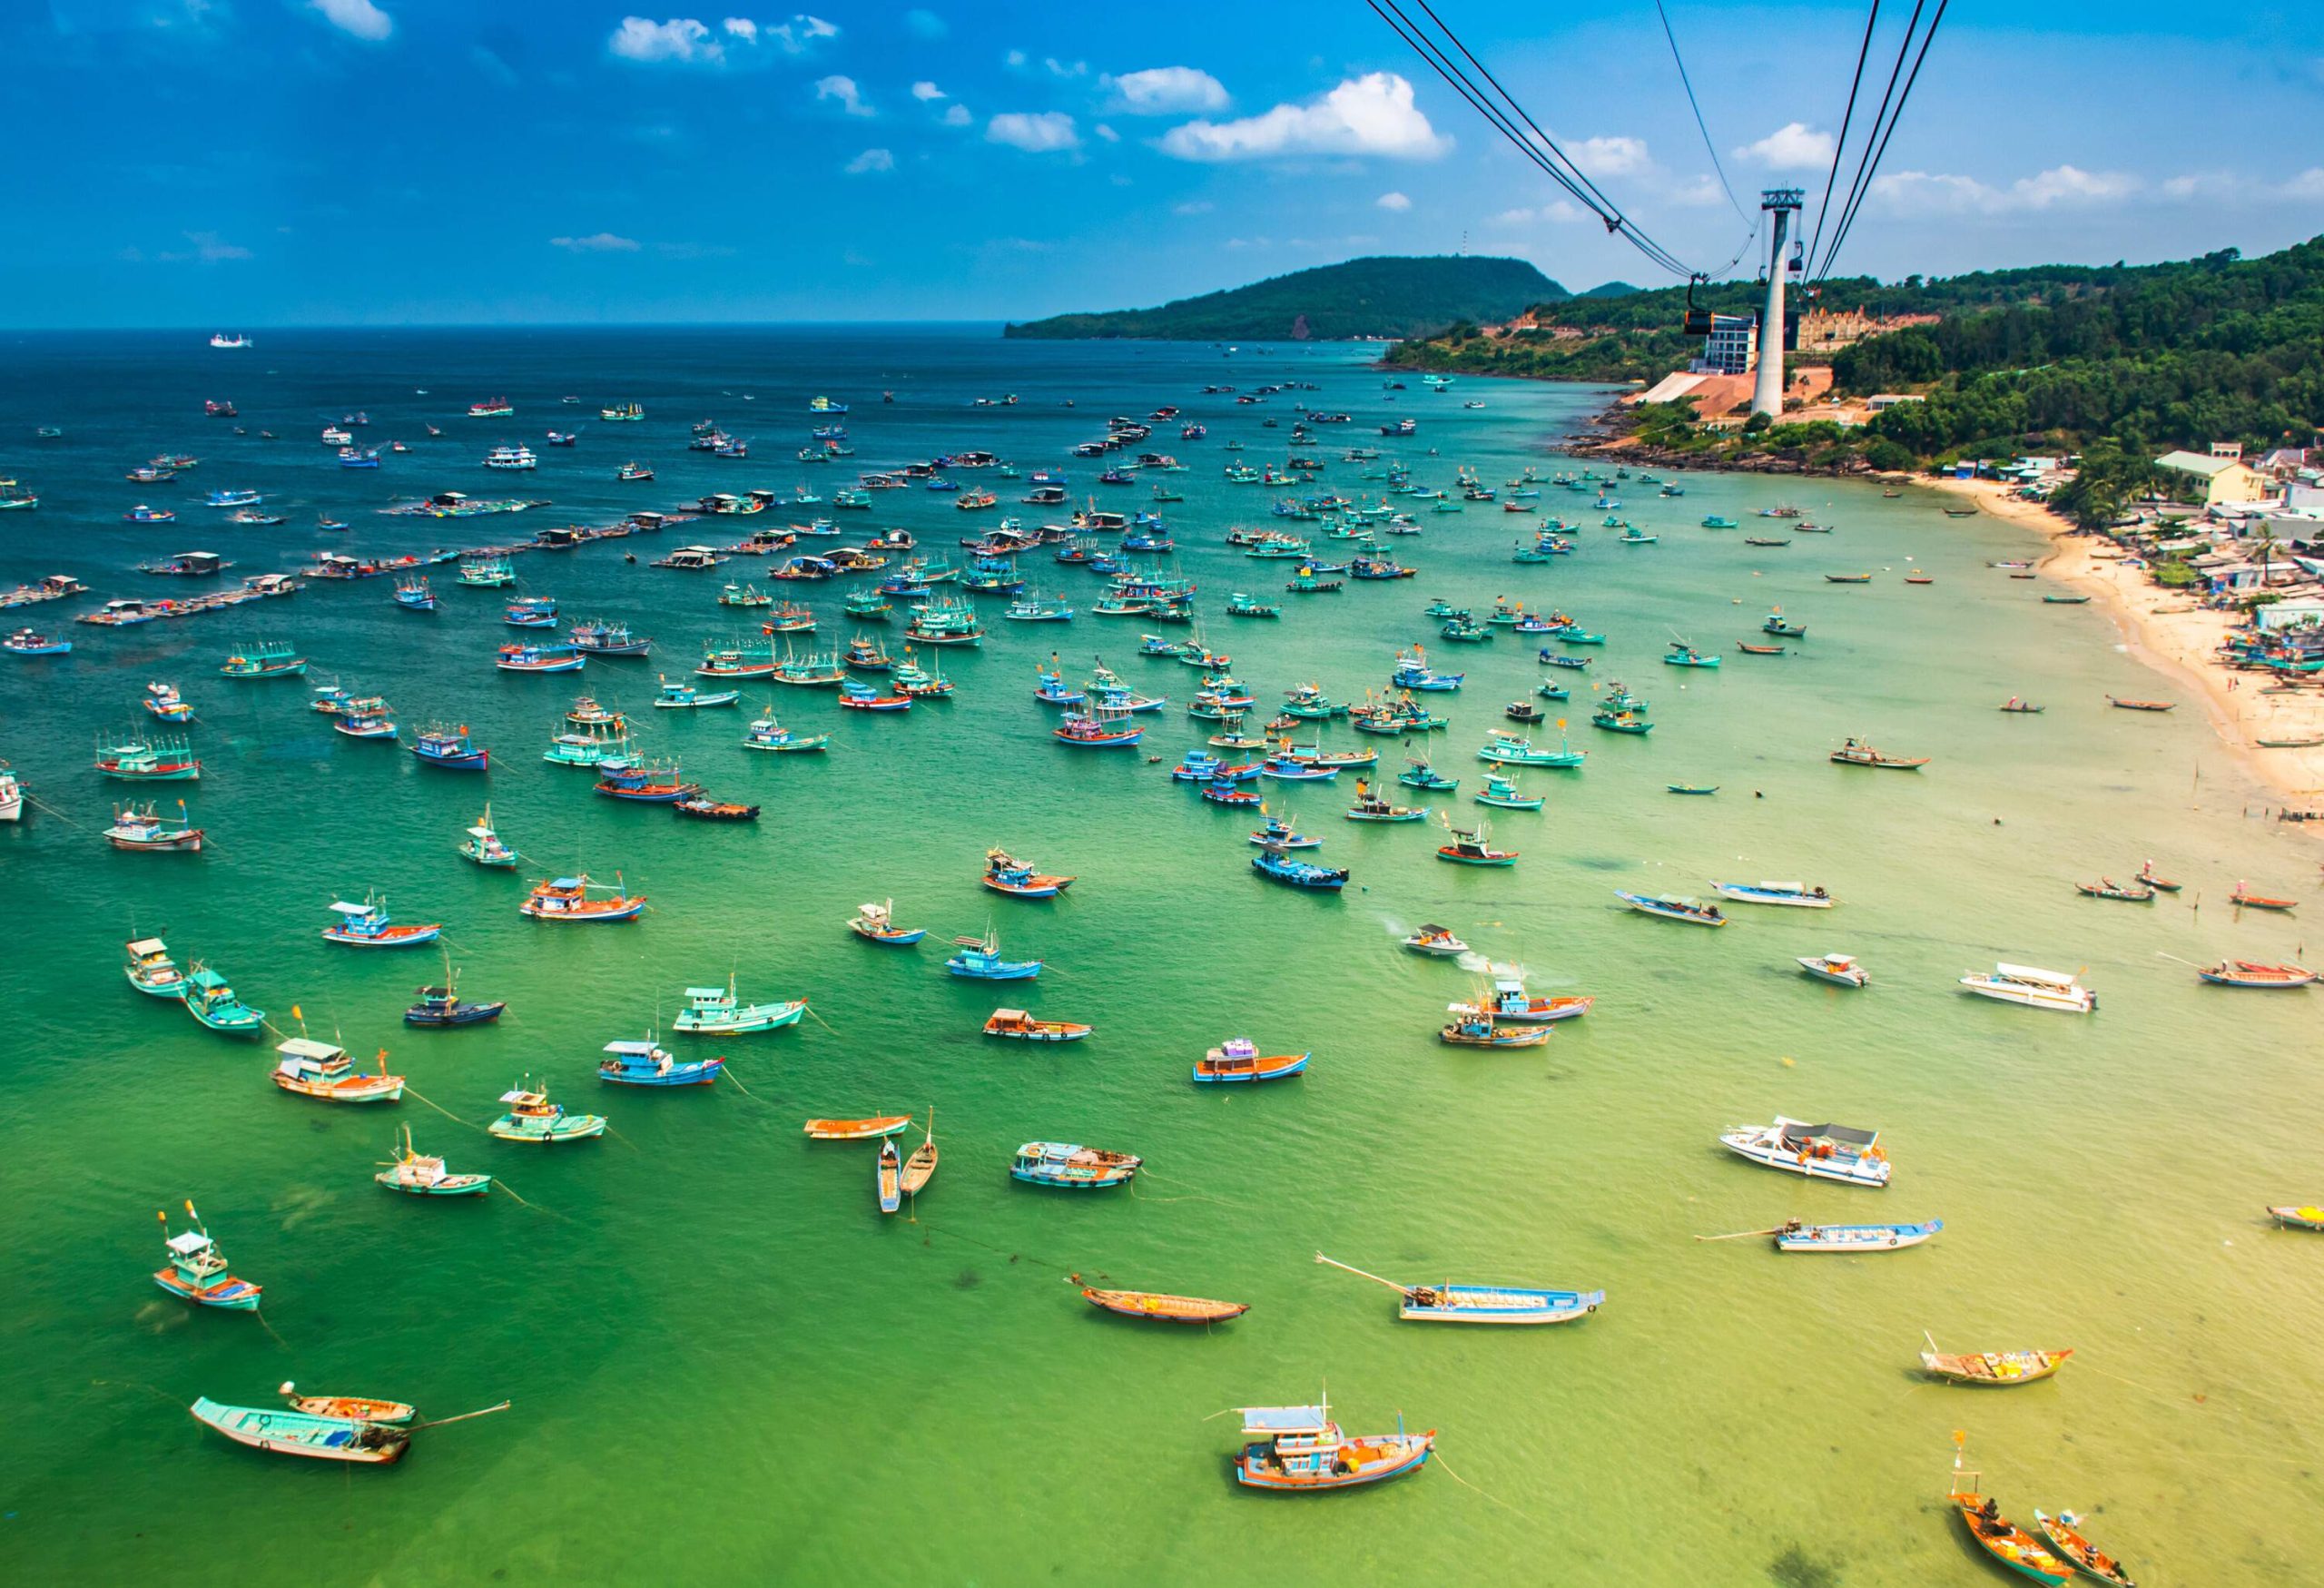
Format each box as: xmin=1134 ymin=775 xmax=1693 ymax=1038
xmin=1750 ymin=188 xmax=1804 ymax=418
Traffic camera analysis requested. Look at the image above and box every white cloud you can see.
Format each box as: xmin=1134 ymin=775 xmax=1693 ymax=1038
xmin=1375 ymin=190 xmax=1411 ymax=211
xmin=721 ymin=17 xmax=754 ymax=41
xmin=1095 ymin=123 xmax=1119 ymax=143
xmin=1735 ymin=122 xmax=1834 ymax=171
xmin=904 ymin=9 xmax=947 ymax=40
xmin=988 ymin=111 xmax=1079 ymax=153
xmin=610 ymin=17 xmax=719 ymax=64
xmin=1044 ymin=56 xmax=1087 ymax=78
xmin=1871 ymin=163 xmax=2140 ymax=214
xmin=1492 ymin=201 xmax=1585 ymax=225
xmin=1570 ymin=135 xmax=1649 ymax=178
xmin=1103 ymin=65 xmax=1228 ymax=115
xmin=1004 ymin=48 xmax=1027 ymax=68
xmin=310 ymin=0 xmax=391 ymax=42
xmin=1159 ymin=73 xmax=1448 ymax=163
xmin=550 ymin=232 xmax=643 ymax=252
xmin=941 ymin=104 xmax=971 ymax=127
xmin=768 ymin=14 xmax=836 ymax=53
xmin=845 ymin=147 xmax=895 ymax=174
xmin=1174 ymin=200 xmax=1215 ymax=215
xmin=815 ymin=74 xmax=872 ymax=116
xmin=2283 ymin=168 xmax=2324 ymax=199
xmin=1663 ymin=173 xmax=1727 ymax=207
xmin=911 ymin=81 xmax=946 ymax=101
xmin=180 ymin=231 xmax=252 ymax=261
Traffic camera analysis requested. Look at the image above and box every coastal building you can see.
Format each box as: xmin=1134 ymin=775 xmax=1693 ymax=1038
xmin=1866 ymin=393 xmax=1924 ymax=412
xmin=1795 ymin=305 xmax=1941 ymax=354
xmin=2155 ymin=449 xmax=2269 ymax=507
xmin=1692 ymin=314 xmax=1757 ymax=376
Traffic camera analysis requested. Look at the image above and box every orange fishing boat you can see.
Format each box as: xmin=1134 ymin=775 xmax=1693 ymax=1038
xmin=280 ymin=1382 xmax=417 ymax=1424
xmin=1919 ymin=1346 xmax=2073 ymax=1386
xmin=1947 ymin=1435 xmax=2073 ymax=1586
xmin=1073 ymin=1276 xmax=1249 ymax=1324
xmin=2230 ymin=881 xmax=2298 ymax=912
xmin=983 ymin=1008 xmax=1092 ymax=1041
xmin=2034 ymin=1511 xmax=2137 ymax=1586
xmin=518 ymin=874 xmax=646 ymax=922
xmin=2105 ymin=695 xmax=2175 ymax=712
xmin=803 ymin=1114 xmax=912 ymax=1139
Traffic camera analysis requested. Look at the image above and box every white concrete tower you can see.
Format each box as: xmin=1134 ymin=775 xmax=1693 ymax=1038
xmin=1751 ymin=188 xmax=1804 ymax=418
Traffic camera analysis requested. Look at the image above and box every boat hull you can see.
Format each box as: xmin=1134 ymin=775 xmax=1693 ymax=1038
xmin=1236 ymin=1435 xmax=1433 ymax=1490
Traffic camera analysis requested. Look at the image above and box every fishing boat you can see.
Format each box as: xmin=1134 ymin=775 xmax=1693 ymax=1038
xmin=946 ymin=928 xmax=1040 ymax=980
xmin=278 ymin=1384 xmax=419 ymax=1425
xmin=153 ymin=1202 xmax=261 ymax=1309
xmin=654 ymin=678 xmax=742 ymax=710
xmin=183 ymin=963 xmax=266 ymax=1034
xmin=1345 ymin=776 xmax=1429 ymax=823
xmin=5 ymin=626 xmax=71 ymax=656
xmin=2033 ymin=1512 xmax=2137 ymax=1587
xmin=403 ymin=966 xmax=506 ymax=1026
xmin=1009 ymin=1141 xmax=1142 ymax=1189
xmin=803 ymin=1115 xmax=911 ymax=1140
xmin=983 ymin=847 xmax=1075 ymax=898
xmin=1477 ymin=729 xmax=1587 ymax=768
xmin=1662 ymin=645 xmax=1720 ymax=668
xmin=458 ymin=805 xmax=519 ymax=867
xmin=393 ymin=576 xmax=437 ymax=611
xmin=1403 ymin=923 xmax=1468 ymax=956
xmin=188 ymin=1399 xmax=409 ymax=1464
xmin=124 ymin=936 xmax=190 ymax=998
xmin=409 ymin=724 xmax=487 ymax=769
xmin=1720 ymin=1118 xmax=1890 ymax=1187
xmin=1797 ymin=953 xmax=1870 ymax=988
xmin=1435 ymin=816 xmax=1516 ymax=866
xmin=2132 ymin=862 xmax=2180 ymax=893
xmin=497 ymin=643 xmax=586 ymax=674
xmin=104 ymin=800 xmax=205 ymax=852
xmin=2230 ymin=882 xmax=2298 ymax=912
xmin=1074 ymin=1279 xmax=1247 ymax=1324
xmin=2105 ymin=695 xmax=2175 ymax=712
xmin=847 ymin=899 xmax=925 ymax=946
xmin=2268 ymin=1205 xmax=2324 ymax=1230
xmin=1248 ymin=809 xmax=1321 ymax=848
xmin=1225 ymin=593 xmax=1282 ymax=618
xmin=1829 ymin=737 xmax=1928 ymax=769
xmin=488 ymin=1080 xmax=606 ymax=1142
xmin=332 ymin=696 xmax=399 ymax=740
xmin=1250 ymin=843 xmax=1348 ymax=891
xmin=673 ymin=975 xmax=805 ymax=1033
xmin=1437 ymin=1008 xmax=1551 ymax=1048
xmin=1617 ymin=891 xmax=1725 ymax=925
xmin=94 ymin=734 xmax=202 ymax=781
xmin=1473 ymin=771 xmax=1541 ymax=810
xmin=899 ymin=1114 xmax=938 ymax=1198
xmin=2196 ymin=959 xmax=2317 ymax=988
xmin=1959 ymin=963 xmax=2095 ymax=1013
xmin=1232 ymin=1398 xmax=1433 ymax=1492
xmin=2074 ymin=878 xmax=2154 ymax=902
xmin=1774 ymin=1218 xmax=1942 ymax=1252
xmin=741 ymin=712 xmax=829 ymax=752
xmin=320 ymin=893 xmax=440 ymax=948
xmin=1054 ymin=705 xmax=1143 ymax=748
xmin=1449 ymin=978 xmax=1591 ymax=1024
xmin=376 ymin=1125 xmax=492 ymax=1195
xmin=836 ymin=679 xmax=911 ymax=712
xmin=141 ymin=682 xmax=192 ymax=721
xmin=519 ymin=874 xmax=646 ymax=922
xmin=2000 ymin=696 xmax=2044 ymax=714
xmin=271 ymin=1037 xmax=406 ymax=1103
xmin=1949 ymin=1438 xmax=2073 ymax=1586
xmin=1763 ymin=613 xmax=1807 ymax=638
xmin=1921 ymin=1346 xmax=2073 ymax=1386
xmin=984 ymin=1007 xmax=1093 ymax=1042
xmin=1713 ymin=880 xmax=1833 ymax=908
xmin=1192 ymin=1036 xmax=1308 ymax=1082
xmin=1315 ymin=1254 xmax=1600 ymax=1325
xmin=569 ymin=621 xmax=652 ymax=657
xmin=599 ymin=1037 xmax=724 ymax=1087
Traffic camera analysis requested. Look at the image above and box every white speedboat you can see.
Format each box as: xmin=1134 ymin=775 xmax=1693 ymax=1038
xmin=1959 ymin=962 xmax=2094 ymax=1013
xmin=1714 ymin=880 xmax=1833 ymax=908
xmin=1796 ymin=953 xmax=1869 ymax=988
xmin=1719 ymin=1118 xmax=1890 ymax=1188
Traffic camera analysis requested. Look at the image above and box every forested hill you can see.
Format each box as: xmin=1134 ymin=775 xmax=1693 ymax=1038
xmin=1003 ymin=255 xmax=1561 ymax=341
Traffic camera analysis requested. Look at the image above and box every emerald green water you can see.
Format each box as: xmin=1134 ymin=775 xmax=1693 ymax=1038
xmin=3 ymin=330 xmax=2319 ymax=1583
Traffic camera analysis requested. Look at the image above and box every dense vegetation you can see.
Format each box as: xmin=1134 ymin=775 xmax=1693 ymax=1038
xmin=1003 ymin=256 xmax=1561 ymax=342
xmin=1386 ymin=238 xmax=2324 ymax=474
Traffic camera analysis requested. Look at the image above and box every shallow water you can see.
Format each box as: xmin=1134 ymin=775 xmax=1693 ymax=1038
xmin=2 ymin=328 xmax=2319 ymax=1584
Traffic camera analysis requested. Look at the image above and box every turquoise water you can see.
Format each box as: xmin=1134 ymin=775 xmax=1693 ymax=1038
xmin=3 ymin=330 xmax=2319 ymax=1583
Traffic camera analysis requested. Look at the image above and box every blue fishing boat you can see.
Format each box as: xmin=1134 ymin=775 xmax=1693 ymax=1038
xmin=1251 ymin=844 xmax=1348 ymax=891
xmin=1009 ymin=1141 xmax=1141 ymax=1189
xmin=1398 ymin=756 xmax=1458 ymax=792
xmin=124 ymin=937 xmax=189 ymax=999
xmin=154 ymin=1204 xmax=262 ymax=1310
xmin=1248 ymin=810 xmax=1321 ymax=849
xmin=458 ymin=804 xmax=520 ymax=866
xmin=1474 ymin=772 xmax=1542 ymax=810
xmin=847 ymin=899 xmax=925 ymax=945
xmin=655 ymin=678 xmax=742 ymax=709
xmin=393 ymin=576 xmax=436 ymax=611
xmin=1616 ymin=891 xmax=1726 ymax=925
xmin=1315 ymin=1255 xmax=1603 ymax=1325
xmin=320 ymin=892 xmax=442 ymax=947
xmin=409 ymin=724 xmax=488 ymax=770
xmin=403 ymin=975 xmax=506 ymax=1026
xmin=598 ymin=1037 xmax=724 ymax=1087
xmin=1663 ymin=646 xmax=1721 ymax=668
xmin=946 ymin=928 xmax=1040 ymax=980
xmin=5 ymin=626 xmax=71 ymax=656
xmin=183 ymin=963 xmax=265 ymax=1035
xmin=1774 ymin=1218 xmax=1942 ymax=1252
xmin=504 ymin=596 xmax=558 ymax=628
xmin=1477 ymin=730 xmax=1585 ymax=768
xmin=1232 ymin=1399 xmax=1433 ymax=1492
xmin=1539 ymin=650 xmax=1594 ymax=668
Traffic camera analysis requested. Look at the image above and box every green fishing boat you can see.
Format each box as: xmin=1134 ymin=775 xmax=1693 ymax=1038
xmin=1663 ymin=646 xmax=1720 ymax=668
xmin=182 ymin=963 xmax=265 ymax=1035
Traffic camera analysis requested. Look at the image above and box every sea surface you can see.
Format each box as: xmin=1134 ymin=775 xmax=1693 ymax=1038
xmin=2 ymin=327 xmax=2319 ymax=1585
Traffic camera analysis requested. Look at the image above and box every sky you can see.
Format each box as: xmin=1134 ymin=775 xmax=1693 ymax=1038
xmin=5 ymin=0 xmax=2321 ymax=326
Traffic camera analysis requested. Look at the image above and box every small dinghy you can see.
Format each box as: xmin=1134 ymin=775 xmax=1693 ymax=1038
xmin=2033 ymin=1510 xmax=2138 ymax=1587
xmin=1919 ymin=1345 xmax=2073 ymax=1387
xmin=1074 ymin=1277 xmax=1248 ymax=1324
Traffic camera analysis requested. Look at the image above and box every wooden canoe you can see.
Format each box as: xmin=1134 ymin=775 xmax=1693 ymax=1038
xmin=877 ymin=1139 xmax=901 ymax=1215
xmin=2267 ymin=1205 xmax=2324 ymax=1229
xmin=280 ymin=1383 xmax=417 ymax=1424
xmin=901 ymin=1136 xmax=937 ymax=1196
xmin=2230 ymin=885 xmax=2297 ymax=911
xmin=1073 ymin=1276 xmax=1248 ymax=1324
xmin=2105 ymin=695 xmax=2175 ymax=711
xmin=2200 ymin=960 xmax=2316 ymax=987
xmin=1920 ymin=1347 xmax=2073 ymax=1386
xmin=2034 ymin=1511 xmax=2136 ymax=1587
xmin=1953 ymin=1492 xmax=2073 ymax=1586
xmin=803 ymin=1114 xmax=911 ymax=1139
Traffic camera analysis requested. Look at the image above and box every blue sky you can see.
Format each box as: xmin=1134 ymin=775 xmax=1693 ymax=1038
xmin=6 ymin=0 xmax=2320 ymax=325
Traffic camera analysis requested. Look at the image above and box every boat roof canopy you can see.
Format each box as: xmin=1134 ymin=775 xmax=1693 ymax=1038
xmin=1239 ymin=1406 xmax=1331 ymax=1436
xmin=682 ymin=986 xmax=729 ymax=1000
xmin=1778 ymin=1120 xmax=1877 ymax=1148
xmin=276 ymin=1037 xmax=347 ymax=1060
xmin=1995 ymin=962 xmax=2078 ymax=986
xmin=549 ymin=876 xmax=586 ymax=889
xmin=991 ymin=1008 xmax=1030 ymax=1022
xmin=127 ymin=937 xmax=168 ymax=954
xmin=327 ymin=899 xmax=379 ymax=915
xmin=165 ymin=1230 xmax=212 ymax=1256
xmin=603 ymin=1041 xmax=660 ymax=1057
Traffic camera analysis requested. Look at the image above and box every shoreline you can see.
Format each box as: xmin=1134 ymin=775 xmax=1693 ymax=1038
xmin=1922 ymin=474 xmax=2324 ymax=812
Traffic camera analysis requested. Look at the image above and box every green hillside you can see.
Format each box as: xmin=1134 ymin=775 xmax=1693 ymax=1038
xmin=1003 ymin=255 xmax=1563 ymax=342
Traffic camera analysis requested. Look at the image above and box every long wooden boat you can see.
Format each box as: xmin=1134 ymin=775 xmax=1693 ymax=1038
xmin=2230 ymin=882 xmax=2298 ymax=912
xmin=2200 ymin=960 xmax=2317 ymax=988
xmin=1774 ymin=1218 xmax=1941 ymax=1252
xmin=1949 ymin=1438 xmax=2073 ymax=1585
xmin=2074 ymin=879 xmax=2155 ymax=902
xmin=900 ymin=1113 xmax=938 ymax=1196
xmin=1616 ymin=890 xmax=1727 ymax=926
xmin=2266 ymin=1205 xmax=2324 ymax=1230
xmin=878 ymin=1139 xmax=902 ymax=1214
xmin=2033 ymin=1511 xmax=2137 ymax=1587
xmin=190 ymin=1398 xmax=411 ymax=1464
xmin=1830 ymin=738 xmax=1928 ymax=768
xmin=803 ymin=1114 xmax=911 ymax=1140
xmin=1315 ymin=1255 xmax=1600 ymax=1325
xmin=2105 ymin=695 xmax=2174 ymax=711
xmin=280 ymin=1383 xmax=418 ymax=1424
xmin=1920 ymin=1346 xmax=2073 ymax=1386
xmin=1074 ymin=1277 xmax=1248 ymax=1324
xmin=984 ymin=1007 xmax=1091 ymax=1041
xmin=1192 ymin=1037 xmax=1308 ymax=1082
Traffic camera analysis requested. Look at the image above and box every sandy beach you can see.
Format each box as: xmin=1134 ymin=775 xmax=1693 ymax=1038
xmin=1924 ymin=473 xmax=2324 ymax=808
